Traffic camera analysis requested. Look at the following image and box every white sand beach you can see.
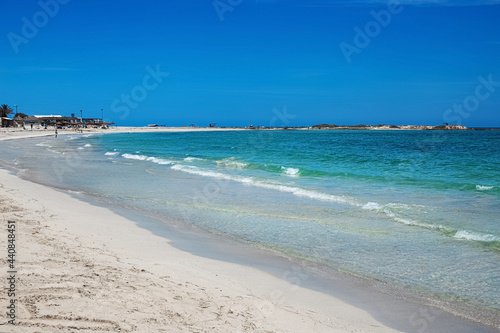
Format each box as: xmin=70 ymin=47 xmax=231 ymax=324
xmin=0 ymin=130 xmax=402 ymax=332
xmin=0 ymin=126 xmax=251 ymax=141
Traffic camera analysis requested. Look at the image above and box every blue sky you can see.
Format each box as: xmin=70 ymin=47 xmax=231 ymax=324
xmin=1 ymin=0 xmax=499 ymax=127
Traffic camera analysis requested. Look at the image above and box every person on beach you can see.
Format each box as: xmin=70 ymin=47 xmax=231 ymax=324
xmin=55 ymin=129 xmax=58 ymax=138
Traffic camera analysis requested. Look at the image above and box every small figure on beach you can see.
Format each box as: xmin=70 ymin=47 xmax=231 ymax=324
xmin=55 ymin=129 xmax=58 ymax=138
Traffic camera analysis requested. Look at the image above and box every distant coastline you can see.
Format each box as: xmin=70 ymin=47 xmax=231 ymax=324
xmin=310 ymin=124 xmax=474 ymax=130
xmin=3 ymin=124 xmax=500 ymax=138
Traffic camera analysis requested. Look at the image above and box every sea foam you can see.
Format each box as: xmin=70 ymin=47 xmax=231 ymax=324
xmin=454 ymin=230 xmax=499 ymax=242
xmin=362 ymin=202 xmax=382 ymax=211
xmin=184 ymin=157 xmax=203 ymax=162
xmin=122 ymin=153 xmax=148 ymax=161
xmin=281 ymin=166 xmax=300 ymax=176
xmin=216 ymin=157 xmax=248 ymax=169
xmin=146 ymin=157 xmax=173 ymax=165
xmin=36 ymin=142 xmax=51 ymax=147
xmin=476 ymin=185 xmax=494 ymax=191
xmin=122 ymin=153 xmax=173 ymax=165
xmin=170 ymin=164 xmax=359 ymax=206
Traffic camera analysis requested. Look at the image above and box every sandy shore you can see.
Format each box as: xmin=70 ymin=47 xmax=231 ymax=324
xmin=0 ymin=130 xmax=403 ymax=332
xmin=0 ymin=126 xmax=250 ymax=141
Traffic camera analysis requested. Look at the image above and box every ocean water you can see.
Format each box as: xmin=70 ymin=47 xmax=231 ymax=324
xmin=2 ymin=129 xmax=500 ymax=310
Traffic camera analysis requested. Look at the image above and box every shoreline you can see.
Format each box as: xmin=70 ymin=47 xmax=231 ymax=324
xmin=0 ymin=126 xmax=252 ymax=141
xmin=67 ymin=185 xmax=500 ymax=333
xmin=0 ymin=162 xmax=401 ymax=332
xmin=103 ymin=192 xmax=500 ymax=332
xmin=2 ymin=122 xmax=498 ymax=143
xmin=1 ymin=130 xmax=499 ymax=332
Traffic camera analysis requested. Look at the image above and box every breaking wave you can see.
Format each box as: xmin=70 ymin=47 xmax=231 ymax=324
xmin=121 ymin=153 xmax=173 ymax=165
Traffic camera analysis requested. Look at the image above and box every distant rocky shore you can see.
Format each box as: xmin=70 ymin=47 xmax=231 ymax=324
xmin=311 ymin=124 xmax=469 ymax=130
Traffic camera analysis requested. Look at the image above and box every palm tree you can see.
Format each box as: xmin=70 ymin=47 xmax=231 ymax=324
xmin=0 ymin=104 xmax=13 ymax=118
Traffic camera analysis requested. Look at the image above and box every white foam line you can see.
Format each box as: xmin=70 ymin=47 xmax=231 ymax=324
xmin=281 ymin=166 xmax=300 ymax=177
xmin=184 ymin=157 xmax=203 ymax=162
xmin=170 ymin=164 xmax=359 ymax=206
xmin=454 ymin=230 xmax=500 ymax=242
xmin=122 ymin=153 xmax=148 ymax=161
xmin=122 ymin=153 xmax=173 ymax=165
xmin=476 ymin=185 xmax=494 ymax=191
xmin=215 ymin=157 xmax=248 ymax=169
xmin=146 ymin=156 xmax=173 ymax=165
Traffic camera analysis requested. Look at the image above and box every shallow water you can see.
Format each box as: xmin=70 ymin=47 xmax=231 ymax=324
xmin=2 ymin=129 xmax=500 ymax=311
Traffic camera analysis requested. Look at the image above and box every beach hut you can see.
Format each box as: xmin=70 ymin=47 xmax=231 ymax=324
xmin=34 ymin=115 xmax=63 ymax=127
xmin=1 ymin=117 xmax=13 ymax=127
xmin=23 ymin=116 xmax=41 ymax=128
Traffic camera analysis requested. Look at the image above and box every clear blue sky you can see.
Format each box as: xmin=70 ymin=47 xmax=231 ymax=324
xmin=1 ymin=0 xmax=499 ymax=127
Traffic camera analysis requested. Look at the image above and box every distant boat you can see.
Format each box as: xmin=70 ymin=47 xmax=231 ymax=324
xmin=148 ymin=124 xmax=158 ymax=127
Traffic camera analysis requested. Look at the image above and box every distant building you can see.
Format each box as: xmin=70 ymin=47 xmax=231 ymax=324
xmin=32 ymin=115 xmax=113 ymax=128
xmin=34 ymin=114 xmax=63 ymax=118
xmin=7 ymin=114 xmax=113 ymax=129
xmin=33 ymin=115 xmax=63 ymax=127
xmin=1 ymin=117 xmax=13 ymax=127
xmin=19 ymin=116 xmax=41 ymax=127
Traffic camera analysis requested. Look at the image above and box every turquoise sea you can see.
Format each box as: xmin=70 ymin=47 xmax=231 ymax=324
xmin=2 ymin=129 xmax=500 ymax=313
